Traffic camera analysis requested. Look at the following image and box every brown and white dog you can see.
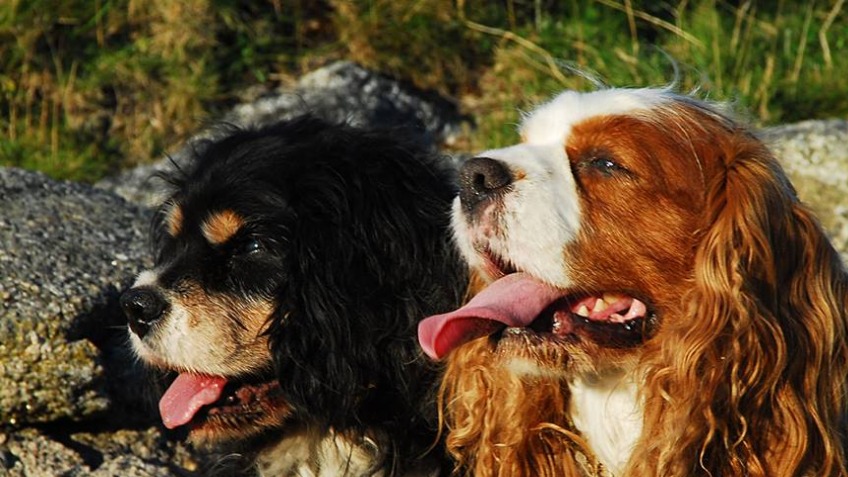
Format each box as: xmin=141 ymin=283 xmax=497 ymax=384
xmin=418 ymin=89 xmax=848 ymax=476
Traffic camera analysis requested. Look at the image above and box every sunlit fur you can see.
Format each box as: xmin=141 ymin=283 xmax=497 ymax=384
xmin=631 ymin=125 xmax=848 ymax=476
xmin=440 ymin=338 xmax=602 ymax=477
xmin=440 ymin=89 xmax=848 ymax=476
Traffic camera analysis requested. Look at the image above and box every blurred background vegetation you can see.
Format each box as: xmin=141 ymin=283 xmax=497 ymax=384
xmin=1 ymin=0 xmax=846 ymax=182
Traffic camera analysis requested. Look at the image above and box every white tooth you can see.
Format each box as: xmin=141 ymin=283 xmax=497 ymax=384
xmin=602 ymin=293 xmax=618 ymax=305
xmin=552 ymin=319 xmax=562 ymax=333
xmin=577 ymin=305 xmax=590 ymax=317
xmin=593 ymin=299 xmax=607 ymax=313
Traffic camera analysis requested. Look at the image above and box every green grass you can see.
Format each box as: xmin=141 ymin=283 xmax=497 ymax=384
xmin=1 ymin=0 xmax=846 ymax=182
xmin=442 ymin=0 xmax=848 ymax=150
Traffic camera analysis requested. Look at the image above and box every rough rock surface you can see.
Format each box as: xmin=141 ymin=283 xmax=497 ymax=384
xmin=0 ymin=427 xmax=198 ymax=477
xmin=229 ymin=60 xmax=466 ymax=144
xmin=766 ymin=119 xmax=848 ymax=261
xmin=0 ymin=168 xmax=198 ymax=475
xmin=96 ymin=61 xmax=468 ymax=207
xmin=0 ymin=168 xmax=152 ymax=425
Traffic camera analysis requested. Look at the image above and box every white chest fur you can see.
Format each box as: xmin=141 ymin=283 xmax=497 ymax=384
xmin=569 ymin=371 xmax=643 ymax=476
xmin=256 ymin=429 xmax=441 ymax=477
xmin=256 ymin=430 xmax=381 ymax=477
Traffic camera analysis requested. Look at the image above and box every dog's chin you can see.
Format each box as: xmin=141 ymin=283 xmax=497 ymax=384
xmin=493 ymin=328 xmax=646 ymax=378
xmin=179 ymin=376 xmax=293 ymax=446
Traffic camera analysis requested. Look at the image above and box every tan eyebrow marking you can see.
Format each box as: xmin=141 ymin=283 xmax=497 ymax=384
xmin=165 ymin=203 xmax=184 ymax=237
xmin=202 ymin=209 xmax=245 ymax=245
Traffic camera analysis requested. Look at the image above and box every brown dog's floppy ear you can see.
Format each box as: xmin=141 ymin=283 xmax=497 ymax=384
xmin=636 ymin=132 xmax=848 ymax=477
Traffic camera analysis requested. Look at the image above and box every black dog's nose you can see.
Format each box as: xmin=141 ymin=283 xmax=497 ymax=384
xmin=459 ymin=157 xmax=513 ymax=211
xmin=120 ymin=287 xmax=168 ymax=338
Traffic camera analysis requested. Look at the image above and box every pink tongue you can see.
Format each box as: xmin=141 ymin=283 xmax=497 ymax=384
xmin=159 ymin=373 xmax=227 ymax=429
xmin=418 ymin=273 xmax=563 ymax=359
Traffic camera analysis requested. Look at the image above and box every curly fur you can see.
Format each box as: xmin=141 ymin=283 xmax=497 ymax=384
xmin=127 ymin=116 xmax=468 ymax=475
xmin=435 ymin=90 xmax=848 ymax=476
xmin=260 ymin=118 xmax=467 ymax=465
xmin=631 ymin=126 xmax=848 ymax=476
xmin=439 ymin=339 xmax=602 ymax=477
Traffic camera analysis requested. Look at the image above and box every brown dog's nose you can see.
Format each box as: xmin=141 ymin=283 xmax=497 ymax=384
xmin=459 ymin=157 xmax=513 ymax=212
xmin=121 ymin=287 xmax=168 ymax=338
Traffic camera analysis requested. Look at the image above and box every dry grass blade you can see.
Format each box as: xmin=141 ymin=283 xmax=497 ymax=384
xmin=790 ymin=3 xmax=814 ymax=84
xmin=624 ymin=0 xmax=639 ymax=55
xmin=455 ymin=0 xmax=569 ymax=87
xmin=461 ymin=19 xmax=569 ymax=86
xmin=819 ymin=0 xmax=845 ymax=69
xmin=593 ymin=0 xmax=705 ymax=49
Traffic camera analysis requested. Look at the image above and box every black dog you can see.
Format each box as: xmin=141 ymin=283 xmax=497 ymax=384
xmin=120 ymin=117 xmax=468 ymax=476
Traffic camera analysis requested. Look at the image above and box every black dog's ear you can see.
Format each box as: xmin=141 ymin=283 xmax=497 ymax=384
xmin=270 ymin=238 xmax=375 ymax=427
xmin=265 ymin=127 xmax=466 ymax=437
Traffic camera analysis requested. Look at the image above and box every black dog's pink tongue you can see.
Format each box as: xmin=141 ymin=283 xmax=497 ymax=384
xmin=159 ymin=373 xmax=227 ymax=429
xmin=418 ymin=273 xmax=563 ymax=359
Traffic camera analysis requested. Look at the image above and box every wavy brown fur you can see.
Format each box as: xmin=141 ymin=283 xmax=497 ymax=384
xmin=630 ymin=129 xmax=848 ymax=476
xmin=440 ymin=339 xmax=603 ymax=477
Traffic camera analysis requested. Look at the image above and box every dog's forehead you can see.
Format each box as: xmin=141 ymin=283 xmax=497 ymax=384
xmin=519 ymin=89 xmax=672 ymax=145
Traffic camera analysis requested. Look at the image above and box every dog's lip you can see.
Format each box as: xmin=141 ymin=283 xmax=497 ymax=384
xmin=519 ymin=295 xmax=654 ymax=349
xmin=418 ymin=272 xmax=655 ymax=359
xmin=158 ymin=370 xmax=287 ymax=433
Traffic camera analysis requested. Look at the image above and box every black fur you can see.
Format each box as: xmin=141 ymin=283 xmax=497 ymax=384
xmin=153 ymin=116 xmax=467 ymax=474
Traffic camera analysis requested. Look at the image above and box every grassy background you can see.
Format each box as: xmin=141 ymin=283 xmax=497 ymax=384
xmin=1 ymin=0 xmax=846 ymax=182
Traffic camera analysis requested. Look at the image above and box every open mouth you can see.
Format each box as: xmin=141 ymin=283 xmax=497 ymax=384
xmin=522 ymin=293 xmax=652 ymax=348
xmin=159 ymin=371 xmax=291 ymax=441
xmin=418 ymin=272 xmax=656 ymax=360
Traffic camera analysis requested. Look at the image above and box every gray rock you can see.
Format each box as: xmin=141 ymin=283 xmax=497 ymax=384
xmin=0 ymin=167 xmax=207 ymax=476
xmin=0 ymin=167 xmax=153 ymax=425
xmin=765 ymin=119 xmax=848 ymax=261
xmin=228 ymin=61 xmax=466 ymax=145
xmin=92 ymin=161 xmax=175 ymax=212
xmin=0 ymin=427 xmax=199 ymax=476
xmin=96 ymin=61 xmax=468 ymax=207
xmin=1 ymin=428 xmax=86 ymax=476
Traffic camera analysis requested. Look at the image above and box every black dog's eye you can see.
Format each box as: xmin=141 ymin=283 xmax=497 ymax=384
xmin=234 ymin=237 xmax=265 ymax=256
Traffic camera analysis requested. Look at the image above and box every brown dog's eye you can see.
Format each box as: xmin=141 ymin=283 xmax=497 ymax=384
xmin=573 ymin=148 xmax=634 ymax=181
xmin=588 ymin=156 xmax=623 ymax=175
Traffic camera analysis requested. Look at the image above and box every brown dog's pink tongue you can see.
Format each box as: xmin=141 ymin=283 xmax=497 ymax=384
xmin=159 ymin=373 xmax=227 ymax=429
xmin=418 ymin=272 xmax=563 ymax=359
